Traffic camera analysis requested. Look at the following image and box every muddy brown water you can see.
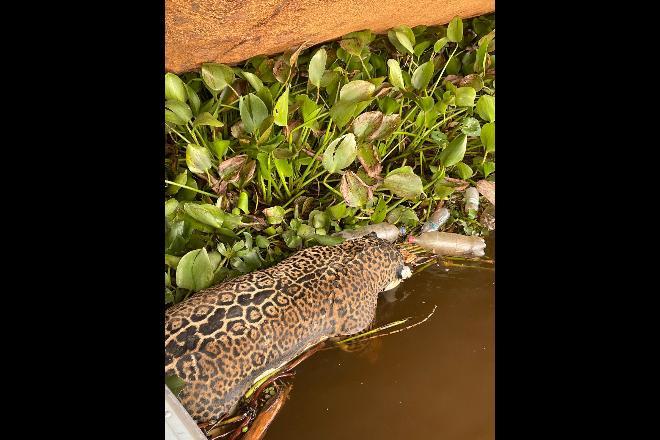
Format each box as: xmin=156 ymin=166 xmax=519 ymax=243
xmin=263 ymin=234 xmax=495 ymax=440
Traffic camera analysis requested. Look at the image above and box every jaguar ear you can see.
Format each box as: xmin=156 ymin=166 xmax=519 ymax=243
xmin=365 ymin=231 xmax=378 ymax=238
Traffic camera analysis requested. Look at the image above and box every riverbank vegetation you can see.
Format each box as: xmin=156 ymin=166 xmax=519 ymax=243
xmin=165 ymin=14 xmax=495 ymax=305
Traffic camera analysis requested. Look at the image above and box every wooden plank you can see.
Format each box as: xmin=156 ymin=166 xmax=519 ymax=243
xmin=165 ymin=0 xmax=495 ymax=72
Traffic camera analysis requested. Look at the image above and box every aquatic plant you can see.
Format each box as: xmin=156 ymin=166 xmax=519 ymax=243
xmin=165 ymin=14 xmax=495 ymax=305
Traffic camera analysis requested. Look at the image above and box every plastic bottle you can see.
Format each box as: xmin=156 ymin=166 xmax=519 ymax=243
xmin=407 ymin=231 xmax=486 ymax=257
xmin=333 ymin=222 xmax=404 ymax=242
xmin=420 ymin=207 xmax=450 ymax=233
xmin=464 ymin=187 xmax=480 ymax=213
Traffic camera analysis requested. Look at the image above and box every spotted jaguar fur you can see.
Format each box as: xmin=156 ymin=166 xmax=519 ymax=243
xmin=165 ymin=234 xmax=409 ymax=422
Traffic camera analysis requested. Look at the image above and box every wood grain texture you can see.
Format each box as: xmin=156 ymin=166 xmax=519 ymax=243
xmin=165 ymin=0 xmax=495 ymax=72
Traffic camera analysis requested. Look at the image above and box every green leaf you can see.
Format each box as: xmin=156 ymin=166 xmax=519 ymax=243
xmin=185 ymin=143 xmax=213 ymax=174
xmin=395 ymin=30 xmax=415 ymax=54
xmin=165 ymin=73 xmax=187 ymax=103
xmin=273 ymin=87 xmax=289 ymax=126
xmin=166 ymin=375 xmax=186 ymax=396
xmin=255 ymin=235 xmax=269 ymax=249
xmin=329 ymin=100 xmax=358 ymax=128
xmin=447 ymin=17 xmax=464 ymax=43
xmin=193 ymin=112 xmax=224 ymax=128
xmin=383 ymin=166 xmax=423 ymax=199
xmin=439 ymin=134 xmax=467 ymax=167
xmin=433 ymin=37 xmax=449 ymax=53
xmin=414 ymin=40 xmax=432 ymax=57
xmin=483 ymin=160 xmax=495 ymax=177
xmin=165 ymin=100 xmax=192 ymax=125
xmin=351 ymin=111 xmax=383 ymax=140
xmin=474 ymin=31 xmax=495 ymax=73
xmin=455 ymin=87 xmax=476 ymax=107
xmin=476 ymin=95 xmax=495 ymax=122
xmin=309 ymin=48 xmax=327 ymax=88
xmin=185 ymin=84 xmax=201 ymax=115
xmin=386 ymin=206 xmax=419 ymax=227
xmin=340 ymin=171 xmax=372 ymax=207
xmin=460 ymin=117 xmax=481 ymax=136
xmin=411 ymin=61 xmax=434 ymax=90
xmin=369 ymin=113 xmax=401 ymax=141
xmin=183 ymin=203 xmax=224 ymax=229
xmin=176 ymin=248 xmax=214 ymax=291
xmin=340 ymin=80 xmax=375 ymax=103
xmin=239 ymin=93 xmax=269 ymax=134
xmin=322 ymin=133 xmax=357 ymax=173
xmin=328 ymin=203 xmax=348 ymax=220
xmin=481 ymin=122 xmax=495 ymax=153
xmin=455 ymin=162 xmax=473 ymax=179
xmin=263 ymin=206 xmax=285 ymax=224
xmin=238 ymin=191 xmax=249 ymax=214
xmin=387 ymin=59 xmax=405 ymax=90
xmin=211 ymin=139 xmax=230 ymax=159
xmin=242 ymin=71 xmax=264 ymax=92
xmin=201 ymin=63 xmax=234 ymax=92
xmin=165 ymin=198 xmax=179 ymax=217
xmin=371 ymin=197 xmax=388 ymax=223
xmin=166 ymin=170 xmax=187 ymax=196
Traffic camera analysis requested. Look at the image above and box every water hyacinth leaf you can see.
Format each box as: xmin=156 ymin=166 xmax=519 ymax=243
xmin=351 ymin=111 xmax=383 ymax=139
xmin=340 ymin=171 xmax=372 ymax=207
xmin=455 ymin=87 xmax=476 ymax=107
xmin=445 ymin=56 xmax=462 ymax=75
xmin=329 ymin=100 xmax=358 ymax=128
xmin=328 ymin=202 xmax=348 ymax=220
xmin=201 ymin=63 xmax=234 ymax=92
xmin=282 ymin=229 xmax=302 ymax=249
xmin=310 ymin=210 xmax=330 ymax=229
xmin=186 ymin=143 xmax=213 ymax=174
xmin=458 ymin=74 xmax=484 ymax=92
xmin=339 ymin=80 xmax=375 ymax=103
xmin=387 ymin=59 xmax=405 ymax=90
xmin=357 ymin=143 xmax=382 ymax=178
xmin=434 ymin=37 xmax=449 ymax=53
xmin=383 ymin=166 xmax=423 ymax=199
xmin=483 ymin=160 xmax=495 ymax=177
xmin=386 ymin=206 xmax=419 ymax=227
xmin=454 ymin=162 xmax=473 ymax=179
xmin=183 ymin=203 xmax=224 ymax=229
xmin=165 ymin=109 xmax=185 ymax=126
xmin=414 ymin=40 xmax=432 ymax=57
xmin=165 ymin=73 xmax=187 ymax=103
xmin=166 ymin=170 xmax=188 ymax=195
xmin=165 ymin=198 xmax=179 ymax=217
xmin=474 ymin=31 xmax=495 ymax=73
xmin=274 ymin=157 xmax=293 ymax=178
xmin=238 ymin=191 xmax=249 ymax=214
xmin=322 ymin=133 xmax=357 ymax=173
xmin=193 ymin=112 xmax=224 ymax=128
xmin=165 ymin=100 xmax=192 ymax=125
xmin=176 ymin=248 xmax=214 ymax=291
xmin=461 ymin=117 xmax=481 ymax=136
xmin=439 ymin=134 xmax=467 ymax=167
xmin=263 ymin=206 xmax=285 ymax=224
xmin=412 ymin=61 xmax=435 ymax=90
xmin=481 ymin=122 xmax=495 ymax=152
xmin=371 ymin=197 xmax=388 ymax=223
xmin=241 ymin=71 xmax=264 ymax=92
xmin=476 ymin=95 xmax=495 ymax=122
xmin=308 ymin=48 xmax=327 ymax=88
xmin=239 ymin=93 xmax=269 ymax=134
xmin=211 ymin=138 xmax=230 ymax=159
xmin=339 ymin=38 xmax=363 ymax=56
xmin=447 ymin=16 xmax=464 ymax=43
xmin=185 ymin=84 xmax=201 ymax=115
xmin=369 ymin=113 xmax=401 ymax=140
xmin=273 ymin=87 xmax=289 ymax=126
xmin=394 ymin=30 xmax=415 ymax=54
